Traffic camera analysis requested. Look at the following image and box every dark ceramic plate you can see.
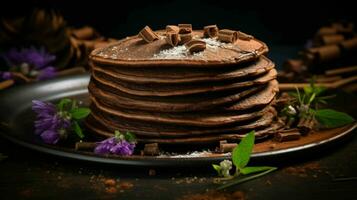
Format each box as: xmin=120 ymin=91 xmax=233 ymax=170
xmin=0 ymin=74 xmax=356 ymax=167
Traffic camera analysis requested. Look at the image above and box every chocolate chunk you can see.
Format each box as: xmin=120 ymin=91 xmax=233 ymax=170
xmin=203 ymin=25 xmax=219 ymax=38
xmin=138 ymin=26 xmax=159 ymax=43
xmin=166 ymin=32 xmax=181 ymax=47
xmin=218 ymin=29 xmax=238 ymax=43
xmin=185 ymin=40 xmax=206 ymax=54
xmin=178 ymin=24 xmax=192 ymax=34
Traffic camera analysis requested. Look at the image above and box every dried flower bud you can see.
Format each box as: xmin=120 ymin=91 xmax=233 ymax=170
xmin=220 ymin=160 xmax=232 ymax=178
xmin=286 ymin=105 xmax=297 ymax=116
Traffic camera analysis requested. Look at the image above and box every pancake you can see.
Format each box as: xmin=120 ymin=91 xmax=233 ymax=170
xmin=90 ymin=30 xmax=268 ymax=67
xmin=85 ymin=118 xmax=283 ymax=143
xmin=87 ymin=108 xmax=276 ymax=137
xmin=91 ymin=96 xmax=273 ymax=127
xmin=91 ymin=56 xmax=274 ymax=84
xmin=92 ymin=68 xmax=277 ymax=96
xmin=226 ymin=80 xmax=279 ymax=110
xmin=88 ymin=81 xmax=266 ymax=112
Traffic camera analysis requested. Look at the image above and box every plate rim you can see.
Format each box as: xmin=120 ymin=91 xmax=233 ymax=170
xmin=0 ymin=74 xmax=356 ymax=167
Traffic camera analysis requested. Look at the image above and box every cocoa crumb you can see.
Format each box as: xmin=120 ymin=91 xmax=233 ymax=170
xmin=232 ymin=191 xmax=245 ymax=200
xmin=283 ymin=161 xmax=322 ymax=177
xmin=120 ymin=182 xmax=134 ymax=190
xmin=105 ymin=186 xmax=117 ymax=194
xmin=104 ymin=179 xmax=116 ymax=186
xmin=266 ymin=180 xmax=272 ymax=185
xmin=149 ymin=169 xmax=156 ymax=176
xmin=178 ymin=190 xmax=246 ymax=200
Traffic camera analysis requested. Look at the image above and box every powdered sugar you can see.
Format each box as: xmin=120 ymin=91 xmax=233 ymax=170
xmin=157 ymin=149 xmax=230 ymax=158
xmin=153 ymin=45 xmax=188 ymax=59
xmin=152 ymin=37 xmax=225 ymax=59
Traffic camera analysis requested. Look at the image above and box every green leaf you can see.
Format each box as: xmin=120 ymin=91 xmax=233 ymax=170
xmin=73 ymin=121 xmax=84 ymax=139
xmin=124 ymin=131 xmax=136 ymax=143
xmin=303 ymin=86 xmax=313 ymax=96
xmin=70 ymin=108 xmax=91 ymax=120
xmin=212 ymin=164 xmax=222 ymax=176
xmin=315 ymin=109 xmax=355 ymax=128
xmin=232 ymin=131 xmax=255 ymax=170
xmin=57 ymin=98 xmax=72 ymax=111
xmin=295 ymin=87 xmax=302 ymax=104
xmin=217 ymin=167 xmax=277 ymax=190
xmin=71 ymin=99 xmax=77 ymax=110
xmin=114 ymin=130 xmax=121 ymax=138
xmin=240 ymin=166 xmax=276 ymax=175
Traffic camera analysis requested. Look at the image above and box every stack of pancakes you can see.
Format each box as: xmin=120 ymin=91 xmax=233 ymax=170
xmin=86 ymin=29 xmax=280 ymax=144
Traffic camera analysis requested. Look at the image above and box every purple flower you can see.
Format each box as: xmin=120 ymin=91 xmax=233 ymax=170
xmin=4 ymin=47 xmax=56 ymax=69
xmin=0 ymin=71 xmax=12 ymax=80
xmin=94 ymin=137 xmax=117 ymax=155
xmin=95 ymin=137 xmax=136 ymax=156
xmin=2 ymin=46 xmax=57 ymax=80
xmin=111 ymin=140 xmax=135 ymax=156
xmin=32 ymin=100 xmax=70 ymax=144
xmin=32 ymin=100 xmax=57 ymax=117
xmin=40 ymin=130 xmax=60 ymax=144
xmin=37 ymin=66 xmax=56 ymax=80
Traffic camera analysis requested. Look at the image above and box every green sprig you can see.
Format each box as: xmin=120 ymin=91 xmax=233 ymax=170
xmin=282 ymin=78 xmax=354 ymax=129
xmin=212 ymin=131 xmax=277 ymax=189
xmin=55 ymin=98 xmax=91 ymax=140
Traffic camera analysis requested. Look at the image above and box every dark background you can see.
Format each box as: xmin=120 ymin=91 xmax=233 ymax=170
xmin=2 ymin=0 xmax=356 ymax=67
xmin=1 ymin=0 xmax=356 ymax=44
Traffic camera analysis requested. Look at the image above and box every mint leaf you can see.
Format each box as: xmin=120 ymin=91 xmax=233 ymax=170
xmin=70 ymin=108 xmax=91 ymax=120
xmin=57 ymin=98 xmax=72 ymax=111
xmin=315 ymin=109 xmax=355 ymax=128
xmin=232 ymin=131 xmax=255 ymax=170
xmin=240 ymin=166 xmax=277 ymax=175
xmin=212 ymin=164 xmax=222 ymax=176
xmin=73 ymin=121 xmax=84 ymax=139
xmin=124 ymin=131 xmax=136 ymax=143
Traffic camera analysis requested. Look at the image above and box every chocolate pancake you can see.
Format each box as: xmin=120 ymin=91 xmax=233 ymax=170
xmin=90 ymin=30 xmax=268 ymax=67
xmin=86 ymin=26 xmax=280 ymax=145
xmin=91 ymin=56 xmax=274 ymax=84
xmin=86 ymin=108 xmax=276 ymax=137
xmin=85 ymin=118 xmax=282 ymax=143
xmin=90 ymin=96 xmax=273 ymax=127
xmin=88 ymin=81 xmax=267 ymax=112
xmin=92 ymin=68 xmax=277 ymax=96
xmin=226 ymin=80 xmax=279 ymax=110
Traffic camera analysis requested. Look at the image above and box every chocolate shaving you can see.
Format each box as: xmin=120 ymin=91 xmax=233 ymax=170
xmin=0 ymin=79 xmax=15 ymax=90
xmin=75 ymin=142 xmax=96 ymax=151
xmin=185 ymin=40 xmax=206 ymax=54
xmin=274 ymin=129 xmax=301 ymax=142
xmin=237 ymin=31 xmax=254 ymax=41
xmin=203 ymin=25 xmax=219 ymax=38
xmin=218 ymin=29 xmax=238 ymax=43
xmin=179 ymin=33 xmax=193 ymax=45
xmin=165 ymin=32 xmax=181 ymax=47
xmin=297 ymin=117 xmax=315 ymax=135
xmin=138 ymin=26 xmax=159 ymax=43
xmin=219 ymin=143 xmax=237 ymax=153
xmin=178 ymin=24 xmax=192 ymax=34
xmin=143 ymin=143 xmax=160 ymax=156
xmin=166 ymin=25 xmax=179 ymax=33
